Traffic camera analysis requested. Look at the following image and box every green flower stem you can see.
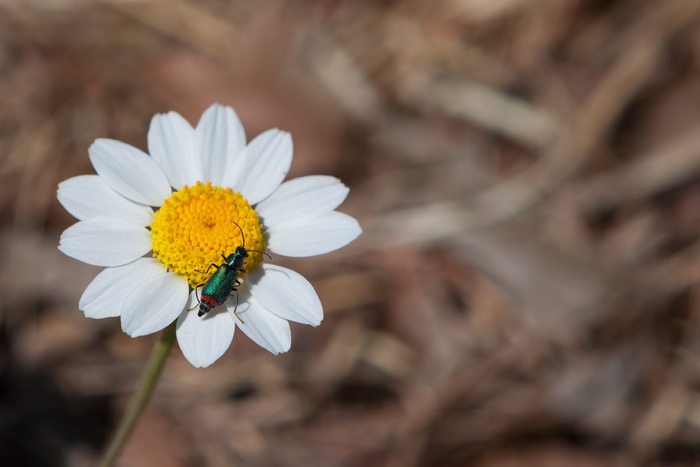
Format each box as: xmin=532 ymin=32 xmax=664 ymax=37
xmin=99 ymin=320 xmax=177 ymax=467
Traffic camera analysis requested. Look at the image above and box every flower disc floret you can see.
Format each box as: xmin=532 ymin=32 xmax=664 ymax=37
xmin=150 ymin=181 xmax=266 ymax=288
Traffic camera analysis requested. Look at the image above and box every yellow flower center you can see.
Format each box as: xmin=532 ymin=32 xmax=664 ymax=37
xmin=150 ymin=182 xmax=266 ymax=288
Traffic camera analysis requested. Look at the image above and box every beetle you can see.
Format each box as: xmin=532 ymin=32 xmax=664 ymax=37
xmin=194 ymin=222 xmax=269 ymax=320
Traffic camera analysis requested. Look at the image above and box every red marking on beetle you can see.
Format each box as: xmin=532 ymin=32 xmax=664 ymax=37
xmin=198 ymin=295 xmax=220 ymax=316
xmin=201 ymin=296 xmax=218 ymax=306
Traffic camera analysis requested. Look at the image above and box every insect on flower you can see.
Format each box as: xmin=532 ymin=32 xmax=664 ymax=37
xmin=194 ymin=221 xmax=271 ymax=320
xmin=58 ymin=103 xmax=362 ymax=367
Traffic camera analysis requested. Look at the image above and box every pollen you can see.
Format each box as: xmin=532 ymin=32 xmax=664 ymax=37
xmin=150 ymin=182 xmax=266 ymax=288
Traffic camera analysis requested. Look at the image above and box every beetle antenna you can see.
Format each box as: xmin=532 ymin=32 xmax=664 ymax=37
xmin=233 ymin=220 xmax=270 ymax=260
xmin=248 ymin=249 xmax=272 ymax=260
xmin=232 ymin=221 xmax=246 ymax=247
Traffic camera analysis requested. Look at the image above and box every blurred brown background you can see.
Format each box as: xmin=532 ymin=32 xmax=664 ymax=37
xmin=3 ymin=0 xmax=700 ymax=466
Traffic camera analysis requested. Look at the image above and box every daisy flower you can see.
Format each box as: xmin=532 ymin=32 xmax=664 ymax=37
xmin=58 ymin=103 xmax=361 ymax=368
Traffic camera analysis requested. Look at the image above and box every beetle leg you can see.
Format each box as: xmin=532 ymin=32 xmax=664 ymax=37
xmin=231 ymin=293 xmax=244 ymax=324
xmin=187 ymin=285 xmax=204 ymax=312
xmin=204 ymin=263 xmax=220 ymax=274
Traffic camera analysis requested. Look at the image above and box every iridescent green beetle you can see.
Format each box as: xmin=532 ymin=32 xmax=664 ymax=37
xmin=195 ymin=222 xmax=269 ymax=320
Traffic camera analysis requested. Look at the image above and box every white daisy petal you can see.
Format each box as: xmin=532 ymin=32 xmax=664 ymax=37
xmin=58 ymin=217 xmax=152 ymax=267
xmin=58 ymin=175 xmax=154 ymax=225
xmin=176 ymin=293 xmax=236 ymax=368
xmin=80 ymin=258 xmax=166 ymax=319
xmin=232 ymin=287 xmax=291 ymax=355
xmin=89 ymin=138 xmax=172 ymax=206
xmin=121 ymin=272 xmax=189 ymax=337
xmin=248 ymin=264 xmax=323 ymax=326
xmin=256 ymin=175 xmax=349 ymax=227
xmin=148 ymin=111 xmax=201 ymax=189
xmin=266 ymin=211 xmax=362 ymax=257
xmin=238 ymin=130 xmax=293 ymax=204
xmin=196 ymin=104 xmax=246 ymax=187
